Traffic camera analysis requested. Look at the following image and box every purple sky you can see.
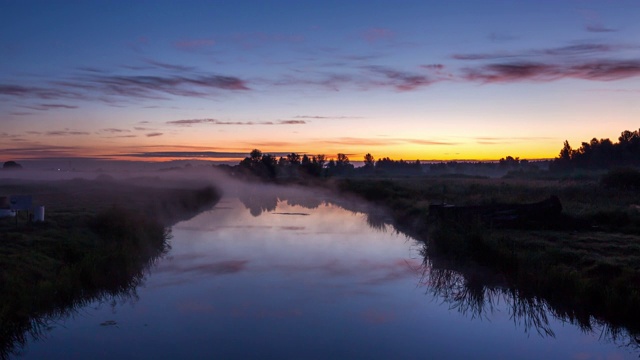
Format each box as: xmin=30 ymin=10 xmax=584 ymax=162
xmin=1 ymin=0 xmax=640 ymax=162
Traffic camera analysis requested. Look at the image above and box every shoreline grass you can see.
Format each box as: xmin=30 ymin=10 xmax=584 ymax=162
xmin=334 ymin=176 xmax=640 ymax=338
xmin=0 ymin=178 xmax=220 ymax=358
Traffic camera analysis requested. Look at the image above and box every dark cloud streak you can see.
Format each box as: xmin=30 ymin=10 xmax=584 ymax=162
xmin=99 ymin=128 xmax=131 ymax=134
xmin=277 ymin=120 xmax=306 ymax=125
xmin=27 ymin=103 xmax=79 ymax=110
xmin=167 ymin=118 xmax=307 ymax=126
xmin=586 ymin=24 xmax=616 ymax=33
xmin=119 ymin=151 xmax=284 ymax=159
xmin=464 ymin=60 xmax=640 ymax=83
xmin=0 ymin=68 xmax=250 ymax=106
xmin=364 ymin=66 xmax=434 ymax=91
xmin=46 ymin=130 xmax=90 ymax=136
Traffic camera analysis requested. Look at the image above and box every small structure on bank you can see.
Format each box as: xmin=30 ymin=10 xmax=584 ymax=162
xmin=0 ymin=196 xmax=15 ymax=218
xmin=428 ymin=196 xmax=563 ymax=228
xmin=0 ymin=195 xmax=45 ymax=223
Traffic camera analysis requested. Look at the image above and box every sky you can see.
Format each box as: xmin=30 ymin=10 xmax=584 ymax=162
xmin=1 ymin=0 xmax=640 ymax=163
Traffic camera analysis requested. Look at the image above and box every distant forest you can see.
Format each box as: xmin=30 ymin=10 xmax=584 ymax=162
xmin=222 ymin=128 xmax=640 ymax=180
xmin=550 ymin=129 xmax=640 ymax=172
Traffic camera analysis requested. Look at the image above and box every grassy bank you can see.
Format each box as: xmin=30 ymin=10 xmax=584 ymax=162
xmin=335 ymin=176 xmax=640 ymax=335
xmin=0 ymin=178 xmax=220 ymax=358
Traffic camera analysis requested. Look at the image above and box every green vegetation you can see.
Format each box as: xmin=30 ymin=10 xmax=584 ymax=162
xmin=335 ymin=174 xmax=640 ymax=337
xmin=0 ymin=178 xmax=220 ymax=358
xmin=550 ymin=128 xmax=640 ymax=172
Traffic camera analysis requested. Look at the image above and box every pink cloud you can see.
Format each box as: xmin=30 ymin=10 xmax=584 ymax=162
xmin=362 ymin=28 xmax=395 ymax=43
xmin=230 ymin=32 xmax=304 ymax=49
xmin=176 ymin=300 xmax=216 ymax=315
xmin=361 ymin=309 xmax=396 ymax=324
xmin=464 ymin=60 xmax=640 ymax=83
xmin=174 ymin=38 xmax=215 ymax=49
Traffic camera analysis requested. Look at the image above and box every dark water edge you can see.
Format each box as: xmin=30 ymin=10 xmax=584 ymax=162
xmin=330 ymin=180 xmax=640 ymax=355
xmin=3 ymin=180 xmax=640 ymax=357
xmin=231 ymin=182 xmax=640 ymax=351
xmin=0 ymin=183 xmax=221 ymax=359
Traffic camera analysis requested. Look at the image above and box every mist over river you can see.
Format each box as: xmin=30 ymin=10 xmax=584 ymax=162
xmin=14 ymin=186 xmax=637 ymax=359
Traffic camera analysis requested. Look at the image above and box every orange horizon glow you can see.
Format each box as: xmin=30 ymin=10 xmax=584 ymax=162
xmin=3 ymin=2 xmax=639 ymax=167
xmin=3 ymin=141 xmax=562 ymax=163
xmin=5 ymin=123 xmax=636 ymax=164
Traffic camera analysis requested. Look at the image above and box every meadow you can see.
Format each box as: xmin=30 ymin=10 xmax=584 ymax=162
xmin=0 ymin=176 xmax=220 ymax=358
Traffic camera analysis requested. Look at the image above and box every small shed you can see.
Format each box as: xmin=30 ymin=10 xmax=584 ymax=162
xmin=0 ymin=196 xmax=16 ymax=218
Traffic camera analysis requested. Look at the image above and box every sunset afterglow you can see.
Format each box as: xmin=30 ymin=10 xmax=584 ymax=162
xmin=2 ymin=1 xmax=639 ymax=163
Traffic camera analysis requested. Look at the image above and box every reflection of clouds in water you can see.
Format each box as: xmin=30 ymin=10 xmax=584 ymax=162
xmin=176 ymin=300 xmax=216 ymax=315
xmin=360 ymin=309 xmax=396 ymax=324
xmin=228 ymin=181 xmax=394 ymax=232
xmin=229 ymin=302 xmax=303 ymax=319
xmin=359 ymin=259 xmax=422 ymax=286
xmin=156 ymin=259 xmax=249 ymax=276
xmin=173 ymin=224 xmax=273 ymax=231
xmin=279 ymin=226 xmax=306 ymax=231
xmin=266 ymin=258 xmax=422 ymax=286
xmin=150 ymin=259 xmax=248 ymax=288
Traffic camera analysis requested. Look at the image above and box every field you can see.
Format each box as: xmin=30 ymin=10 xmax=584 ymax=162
xmin=0 ymin=176 xmax=220 ymax=358
xmin=3 ymin=170 xmax=640 ymax=355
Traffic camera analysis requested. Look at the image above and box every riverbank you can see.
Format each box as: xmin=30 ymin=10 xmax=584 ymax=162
xmin=0 ymin=177 xmax=220 ymax=358
xmin=334 ymin=176 xmax=640 ymax=337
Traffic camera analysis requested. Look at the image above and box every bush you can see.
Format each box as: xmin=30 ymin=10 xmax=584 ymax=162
xmin=601 ymin=168 xmax=640 ymax=190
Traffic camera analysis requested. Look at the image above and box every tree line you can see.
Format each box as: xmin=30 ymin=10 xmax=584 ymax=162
xmin=229 ymin=150 xmax=426 ymax=180
xmin=224 ymin=128 xmax=640 ymax=180
xmin=550 ymin=129 xmax=640 ymax=172
xmin=233 ymin=149 xmax=354 ymax=179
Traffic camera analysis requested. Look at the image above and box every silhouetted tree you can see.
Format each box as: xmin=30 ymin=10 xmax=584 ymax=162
xmin=250 ymin=149 xmax=262 ymax=161
xmin=374 ymin=157 xmax=422 ymax=176
xmin=337 ymin=153 xmax=350 ymax=166
xmin=334 ymin=153 xmax=354 ymax=176
xmin=316 ymin=154 xmax=326 ymax=174
xmin=499 ymin=156 xmax=519 ymax=168
xmin=550 ymin=140 xmax=574 ymax=172
xmin=326 ymin=158 xmax=336 ymax=174
xmin=260 ymin=154 xmax=278 ymax=179
xmin=301 ymin=154 xmax=311 ymax=166
xmin=2 ymin=161 xmax=22 ymax=169
xmin=238 ymin=149 xmax=278 ymax=180
xmin=287 ymin=153 xmax=301 ymax=165
xmin=550 ymin=129 xmax=640 ymax=172
xmin=364 ymin=153 xmax=375 ymax=170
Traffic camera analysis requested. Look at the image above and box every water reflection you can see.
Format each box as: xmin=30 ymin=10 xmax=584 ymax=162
xmin=7 ymin=183 xmax=639 ymax=359
xmin=234 ymin=183 xmax=640 ymax=355
xmin=235 ymin=183 xmax=393 ymax=232
xmin=416 ymin=233 xmax=640 ymax=353
xmin=1 ymin=232 xmax=170 ymax=360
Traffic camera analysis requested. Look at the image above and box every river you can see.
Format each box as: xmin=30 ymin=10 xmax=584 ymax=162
xmin=14 ymin=186 xmax=638 ymax=359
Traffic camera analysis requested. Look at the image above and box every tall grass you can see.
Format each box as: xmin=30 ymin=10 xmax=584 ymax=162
xmin=0 ymin=181 xmax=221 ymax=358
xmin=335 ymin=175 xmax=640 ymax=342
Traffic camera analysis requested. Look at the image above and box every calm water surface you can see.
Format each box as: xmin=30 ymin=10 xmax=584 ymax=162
xmin=16 ymin=191 xmax=637 ymax=359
